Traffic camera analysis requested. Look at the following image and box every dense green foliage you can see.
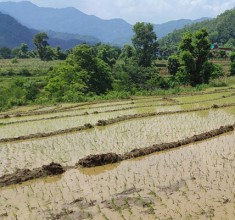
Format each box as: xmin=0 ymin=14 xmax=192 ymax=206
xmin=44 ymin=44 xmax=114 ymax=102
xmin=132 ymin=23 xmax=158 ymax=67
xmin=168 ymin=29 xmax=223 ymax=86
xmin=230 ymin=52 xmax=235 ymax=75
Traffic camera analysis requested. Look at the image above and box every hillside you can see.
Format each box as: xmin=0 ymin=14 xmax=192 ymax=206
xmin=0 ymin=11 xmax=34 ymax=48
xmin=0 ymin=12 xmax=100 ymax=49
xmin=159 ymin=8 xmax=235 ymax=52
xmin=0 ymin=1 xmax=210 ymax=46
xmin=154 ymin=18 xmax=210 ymax=38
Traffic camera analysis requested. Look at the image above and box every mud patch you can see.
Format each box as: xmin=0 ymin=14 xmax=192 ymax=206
xmin=103 ymin=195 xmax=154 ymax=211
xmin=0 ymin=162 xmax=64 ymax=187
xmin=77 ymin=153 xmax=122 ymax=168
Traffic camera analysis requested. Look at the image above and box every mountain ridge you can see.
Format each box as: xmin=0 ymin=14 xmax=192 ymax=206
xmin=0 ymin=1 xmax=210 ymax=46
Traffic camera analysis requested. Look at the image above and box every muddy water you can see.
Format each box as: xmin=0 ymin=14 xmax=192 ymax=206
xmin=0 ymin=107 xmax=235 ymax=176
xmin=0 ymin=131 xmax=234 ymax=219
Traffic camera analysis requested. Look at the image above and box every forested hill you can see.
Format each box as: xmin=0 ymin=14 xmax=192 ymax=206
xmin=159 ymin=8 xmax=235 ymax=51
xmin=0 ymin=12 xmax=34 ymax=48
xmin=154 ymin=17 xmax=210 ymax=39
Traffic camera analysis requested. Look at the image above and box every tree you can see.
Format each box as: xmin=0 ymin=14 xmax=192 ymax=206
xmin=20 ymin=43 xmax=28 ymax=54
xmin=179 ymin=32 xmax=194 ymax=53
xmin=193 ymin=28 xmax=211 ymax=84
xmin=230 ymin=52 xmax=235 ymax=75
xmin=176 ymin=29 xmax=212 ymax=86
xmin=33 ymin=32 xmax=53 ymax=61
xmin=132 ymin=22 xmax=158 ymax=67
xmin=0 ymin=47 xmax=12 ymax=59
xmin=45 ymin=65 xmax=88 ymax=102
xmin=68 ymin=45 xmax=113 ymax=94
xmin=168 ymin=55 xmax=180 ymax=75
xmin=45 ymin=44 xmax=113 ymax=100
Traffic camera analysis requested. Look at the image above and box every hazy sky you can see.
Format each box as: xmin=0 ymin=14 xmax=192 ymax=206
xmin=1 ymin=0 xmax=235 ymax=24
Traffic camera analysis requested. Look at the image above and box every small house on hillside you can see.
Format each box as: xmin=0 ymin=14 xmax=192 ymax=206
xmin=210 ymin=44 xmax=233 ymax=59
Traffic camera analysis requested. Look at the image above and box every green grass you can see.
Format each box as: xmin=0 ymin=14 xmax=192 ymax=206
xmin=0 ymin=58 xmax=62 ymax=77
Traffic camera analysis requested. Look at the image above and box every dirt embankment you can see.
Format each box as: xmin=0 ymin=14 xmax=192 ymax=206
xmin=0 ymin=123 xmax=94 ymax=144
xmin=77 ymin=125 xmax=234 ymax=167
xmin=0 ymin=163 xmax=65 ymax=187
xmin=96 ymin=103 xmax=235 ymax=127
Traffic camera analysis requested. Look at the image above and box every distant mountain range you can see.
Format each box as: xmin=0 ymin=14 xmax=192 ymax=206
xmin=0 ymin=1 xmax=210 ymax=47
xmin=0 ymin=12 xmax=99 ymax=49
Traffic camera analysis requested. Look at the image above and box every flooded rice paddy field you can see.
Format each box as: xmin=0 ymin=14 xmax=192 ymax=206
xmin=0 ymin=90 xmax=235 ymax=139
xmin=0 ymin=131 xmax=235 ymax=219
xmin=0 ymin=107 xmax=235 ymax=175
xmin=0 ymin=89 xmax=235 ymax=219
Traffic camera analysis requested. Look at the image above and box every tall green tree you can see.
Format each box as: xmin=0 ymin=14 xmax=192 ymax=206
xmin=230 ymin=52 xmax=235 ymax=75
xmin=176 ymin=29 xmax=213 ymax=86
xmin=33 ymin=32 xmax=53 ymax=61
xmin=68 ymin=45 xmax=113 ymax=94
xmin=132 ymin=22 xmax=158 ymax=67
xmin=193 ymin=28 xmax=211 ymax=84
xmin=168 ymin=55 xmax=180 ymax=76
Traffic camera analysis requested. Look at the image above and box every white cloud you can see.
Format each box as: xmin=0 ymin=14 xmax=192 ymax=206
xmin=0 ymin=0 xmax=234 ymax=24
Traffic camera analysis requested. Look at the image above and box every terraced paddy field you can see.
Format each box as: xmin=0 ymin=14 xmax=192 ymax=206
xmin=0 ymin=86 xmax=235 ymax=219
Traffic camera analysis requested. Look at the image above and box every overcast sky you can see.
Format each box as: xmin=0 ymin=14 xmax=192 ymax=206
xmin=1 ymin=0 xmax=235 ymax=24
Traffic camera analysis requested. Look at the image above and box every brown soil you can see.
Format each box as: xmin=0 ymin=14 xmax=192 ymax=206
xmin=77 ymin=153 xmax=122 ymax=168
xmin=0 ymin=162 xmax=65 ymax=187
xmin=0 ymin=123 xmax=94 ymax=143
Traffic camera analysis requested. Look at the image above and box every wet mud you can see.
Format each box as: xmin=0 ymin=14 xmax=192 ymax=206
xmin=0 ymin=162 xmax=65 ymax=187
xmin=77 ymin=153 xmax=122 ymax=168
